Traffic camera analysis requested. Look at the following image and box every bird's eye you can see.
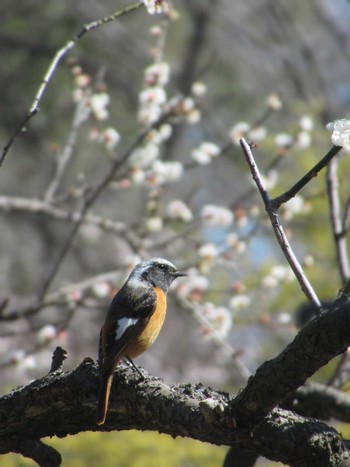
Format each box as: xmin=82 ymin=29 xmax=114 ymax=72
xmin=156 ymin=263 xmax=166 ymax=270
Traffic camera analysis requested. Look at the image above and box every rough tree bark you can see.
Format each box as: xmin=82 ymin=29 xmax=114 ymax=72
xmin=1 ymin=302 xmax=350 ymax=466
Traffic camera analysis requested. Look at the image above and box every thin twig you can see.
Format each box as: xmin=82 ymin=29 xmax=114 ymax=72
xmin=240 ymin=138 xmax=321 ymax=308
xmin=177 ymin=297 xmax=251 ymax=383
xmin=38 ymin=100 xmax=174 ymax=300
xmin=271 ymin=145 xmax=341 ymax=210
xmin=44 ymin=96 xmax=90 ymax=202
xmin=326 ymin=158 xmax=350 ymax=285
xmin=0 ymin=1 xmax=143 ymax=167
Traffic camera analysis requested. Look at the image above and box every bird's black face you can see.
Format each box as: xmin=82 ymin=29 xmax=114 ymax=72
xmin=137 ymin=258 xmax=185 ymax=292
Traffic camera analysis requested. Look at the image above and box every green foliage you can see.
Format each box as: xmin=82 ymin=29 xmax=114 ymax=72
xmin=1 ymin=431 xmax=226 ymax=467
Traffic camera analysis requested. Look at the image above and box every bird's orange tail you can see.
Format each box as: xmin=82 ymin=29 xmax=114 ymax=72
xmin=96 ymin=373 xmax=113 ymax=425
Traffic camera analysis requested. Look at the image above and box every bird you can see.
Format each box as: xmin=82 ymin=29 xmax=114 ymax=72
xmin=96 ymin=257 xmax=185 ymax=425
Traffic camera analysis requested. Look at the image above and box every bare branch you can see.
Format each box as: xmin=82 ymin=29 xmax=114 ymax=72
xmin=240 ymin=138 xmax=321 ymax=308
xmin=44 ymin=96 xmax=90 ymax=203
xmin=326 ymin=158 xmax=350 ymax=284
xmin=0 ymin=1 xmax=143 ymax=167
xmin=230 ymin=302 xmax=350 ymax=421
xmin=271 ymin=145 xmax=341 ymax=210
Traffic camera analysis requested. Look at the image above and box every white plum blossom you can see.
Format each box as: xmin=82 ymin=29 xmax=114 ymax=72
xmin=260 ymin=169 xmax=278 ymax=190
xmin=102 ymin=127 xmax=120 ymax=150
xmin=191 ymin=141 xmax=220 ymax=165
xmin=275 ymin=132 xmax=293 ymax=148
xmin=191 ymin=81 xmax=207 ymax=96
xmin=200 ymin=302 xmax=232 ymax=339
xmin=130 ymin=143 xmax=159 ymax=169
xmin=89 ymin=93 xmax=110 ymax=120
xmin=281 ymin=194 xmax=307 ymax=220
xmin=229 ymin=294 xmax=251 ymax=311
xmin=37 ymin=325 xmax=57 ymax=344
xmin=270 ymin=265 xmax=291 ymax=281
xmin=166 ymin=199 xmax=193 ymax=222
xmin=296 ymin=131 xmax=311 ymax=150
xmin=229 ymin=122 xmax=250 ymax=145
xmin=277 ymin=312 xmax=292 ymax=324
xmin=175 ymin=269 xmax=209 ymax=301
xmin=198 ymin=243 xmax=219 ymax=259
xmin=144 ymin=62 xmax=170 ymax=86
xmin=299 ymin=115 xmax=314 ymax=131
xmin=266 ymin=93 xmax=282 ymax=110
xmin=130 ymin=167 xmax=146 ymax=184
xmin=146 ymin=216 xmax=163 ymax=232
xmin=249 ymin=126 xmax=267 ymax=142
xmin=139 ymin=87 xmax=166 ymax=106
xmin=201 ymin=204 xmax=234 ymax=227
xmin=327 ymin=119 xmax=350 ymax=153
xmin=151 ymin=160 xmax=183 ymax=183
xmin=91 ymin=281 xmax=111 ymax=298
xmin=225 ymin=232 xmax=239 ymax=248
xmin=144 ymin=0 xmax=166 ymax=15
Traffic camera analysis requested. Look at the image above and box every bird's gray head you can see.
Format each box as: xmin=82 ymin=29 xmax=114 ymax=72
xmin=132 ymin=258 xmax=186 ymax=292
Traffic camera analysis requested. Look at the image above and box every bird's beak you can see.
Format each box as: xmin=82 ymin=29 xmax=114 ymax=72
xmin=173 ymin=271 xmax=187 ymax=277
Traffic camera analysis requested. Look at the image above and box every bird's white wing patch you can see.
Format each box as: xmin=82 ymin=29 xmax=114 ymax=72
xmin=115 ymin=317 xmax=138 ymax=340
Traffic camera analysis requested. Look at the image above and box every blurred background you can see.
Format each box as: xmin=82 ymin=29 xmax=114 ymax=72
xmin=1 ymin=0 xmax=350 ymax=465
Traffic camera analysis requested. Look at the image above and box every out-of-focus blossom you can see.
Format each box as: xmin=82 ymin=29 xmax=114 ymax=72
xmin=139 ymin=87 xmax=166 ymax=106
xmin=90 ymin=93 xmax=110 ymax=120
xmin=191 ymin=141 xmax=220 ymax=165
xmin=276 ymin=312 xmax=292 ymax=324
xmin=75 ymin=74 xmax=91 ymax=88
xmin=150 ymin=25 xmax=163 ymax=37
xmin=249 ymin=126 xmax=267 ymax=142
xmin=130 ymin=167 xmax=146 ymax=184
xmin=144 ymin=0 xmax=167 ymax=15
xmin=102 ymin=127 xmax=120 ymax=150
xmin=327 ymin=119 xmax=350 ymax=153
xmin=200 ymin=302 xmax=232 ymax=339
xmin=229 ymin=122 xmax=250 ymax=145
xmin=146 ymin=216 xmax=163 ymax=232
xmin=303 ymin=255 xmax=315 ymax=267
xmin=198 ymin=243 xmax=218 ymax=259
xmin=175 ymin=269 xmax=209 ymax=301
xmin=191 ymin=81 xmax=207 ymax=96
xmin=151 ymin=160 xmax=183 ymax=183
xmin=296 ymin=131 xmax=311 ymax=149
xmin=166 ymin=199 xmax=193 ymax=222
xmin=270 ymin=265 xmax=291 ymax=281
xmin=37 ymin=325 xmax=57 ymax=344
xmin=266 ymin=93 xmax=282 ymax=110
xmin=275 ymin=132 xmax=293 ymax=148
xmin=299 ymin=115 xmax=314 ymax=131
xmin=229 ymin=294 xmax=251 ymax=311
xmin=130 ymin=143 xmax=159 ymax=169
xmin=260 ymin=169 xmax=278 ymax=190
xmin=281 ymin=194 xmax=307 ymax=220
xmin=261 ymin=275 xmax=279 ymax=288
xmin=263 ymin=264 xmax=295 ymax=287
xmin=200 ymin=204 xmax=234 ymax=227
xmin=235 ymin=240 xmax=247 ymax=254
xmin=144 ymin=62 xmax=170 ymax=86
xmin=225 ymin=232 xmax=239 ymax=248
xmin=92 ymin=281 xmax=111 ymax=298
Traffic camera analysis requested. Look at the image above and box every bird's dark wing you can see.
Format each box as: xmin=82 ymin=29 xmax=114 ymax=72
xmin=99 ymin=284 xmax=157 ymax=374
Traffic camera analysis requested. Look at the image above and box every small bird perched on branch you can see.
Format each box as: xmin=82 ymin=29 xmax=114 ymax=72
xmin=96 ymin=257 xmax=185 ymax=425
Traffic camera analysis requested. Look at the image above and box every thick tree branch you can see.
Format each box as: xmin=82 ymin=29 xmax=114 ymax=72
xmin=2 ymin=302 xmax=350 ymax=466
xmin=230 ymin=302 xmax=350 ymax=421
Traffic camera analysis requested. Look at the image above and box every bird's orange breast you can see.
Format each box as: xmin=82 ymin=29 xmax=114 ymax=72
xmin=124 ymin=287 xmax=167 ymax=359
